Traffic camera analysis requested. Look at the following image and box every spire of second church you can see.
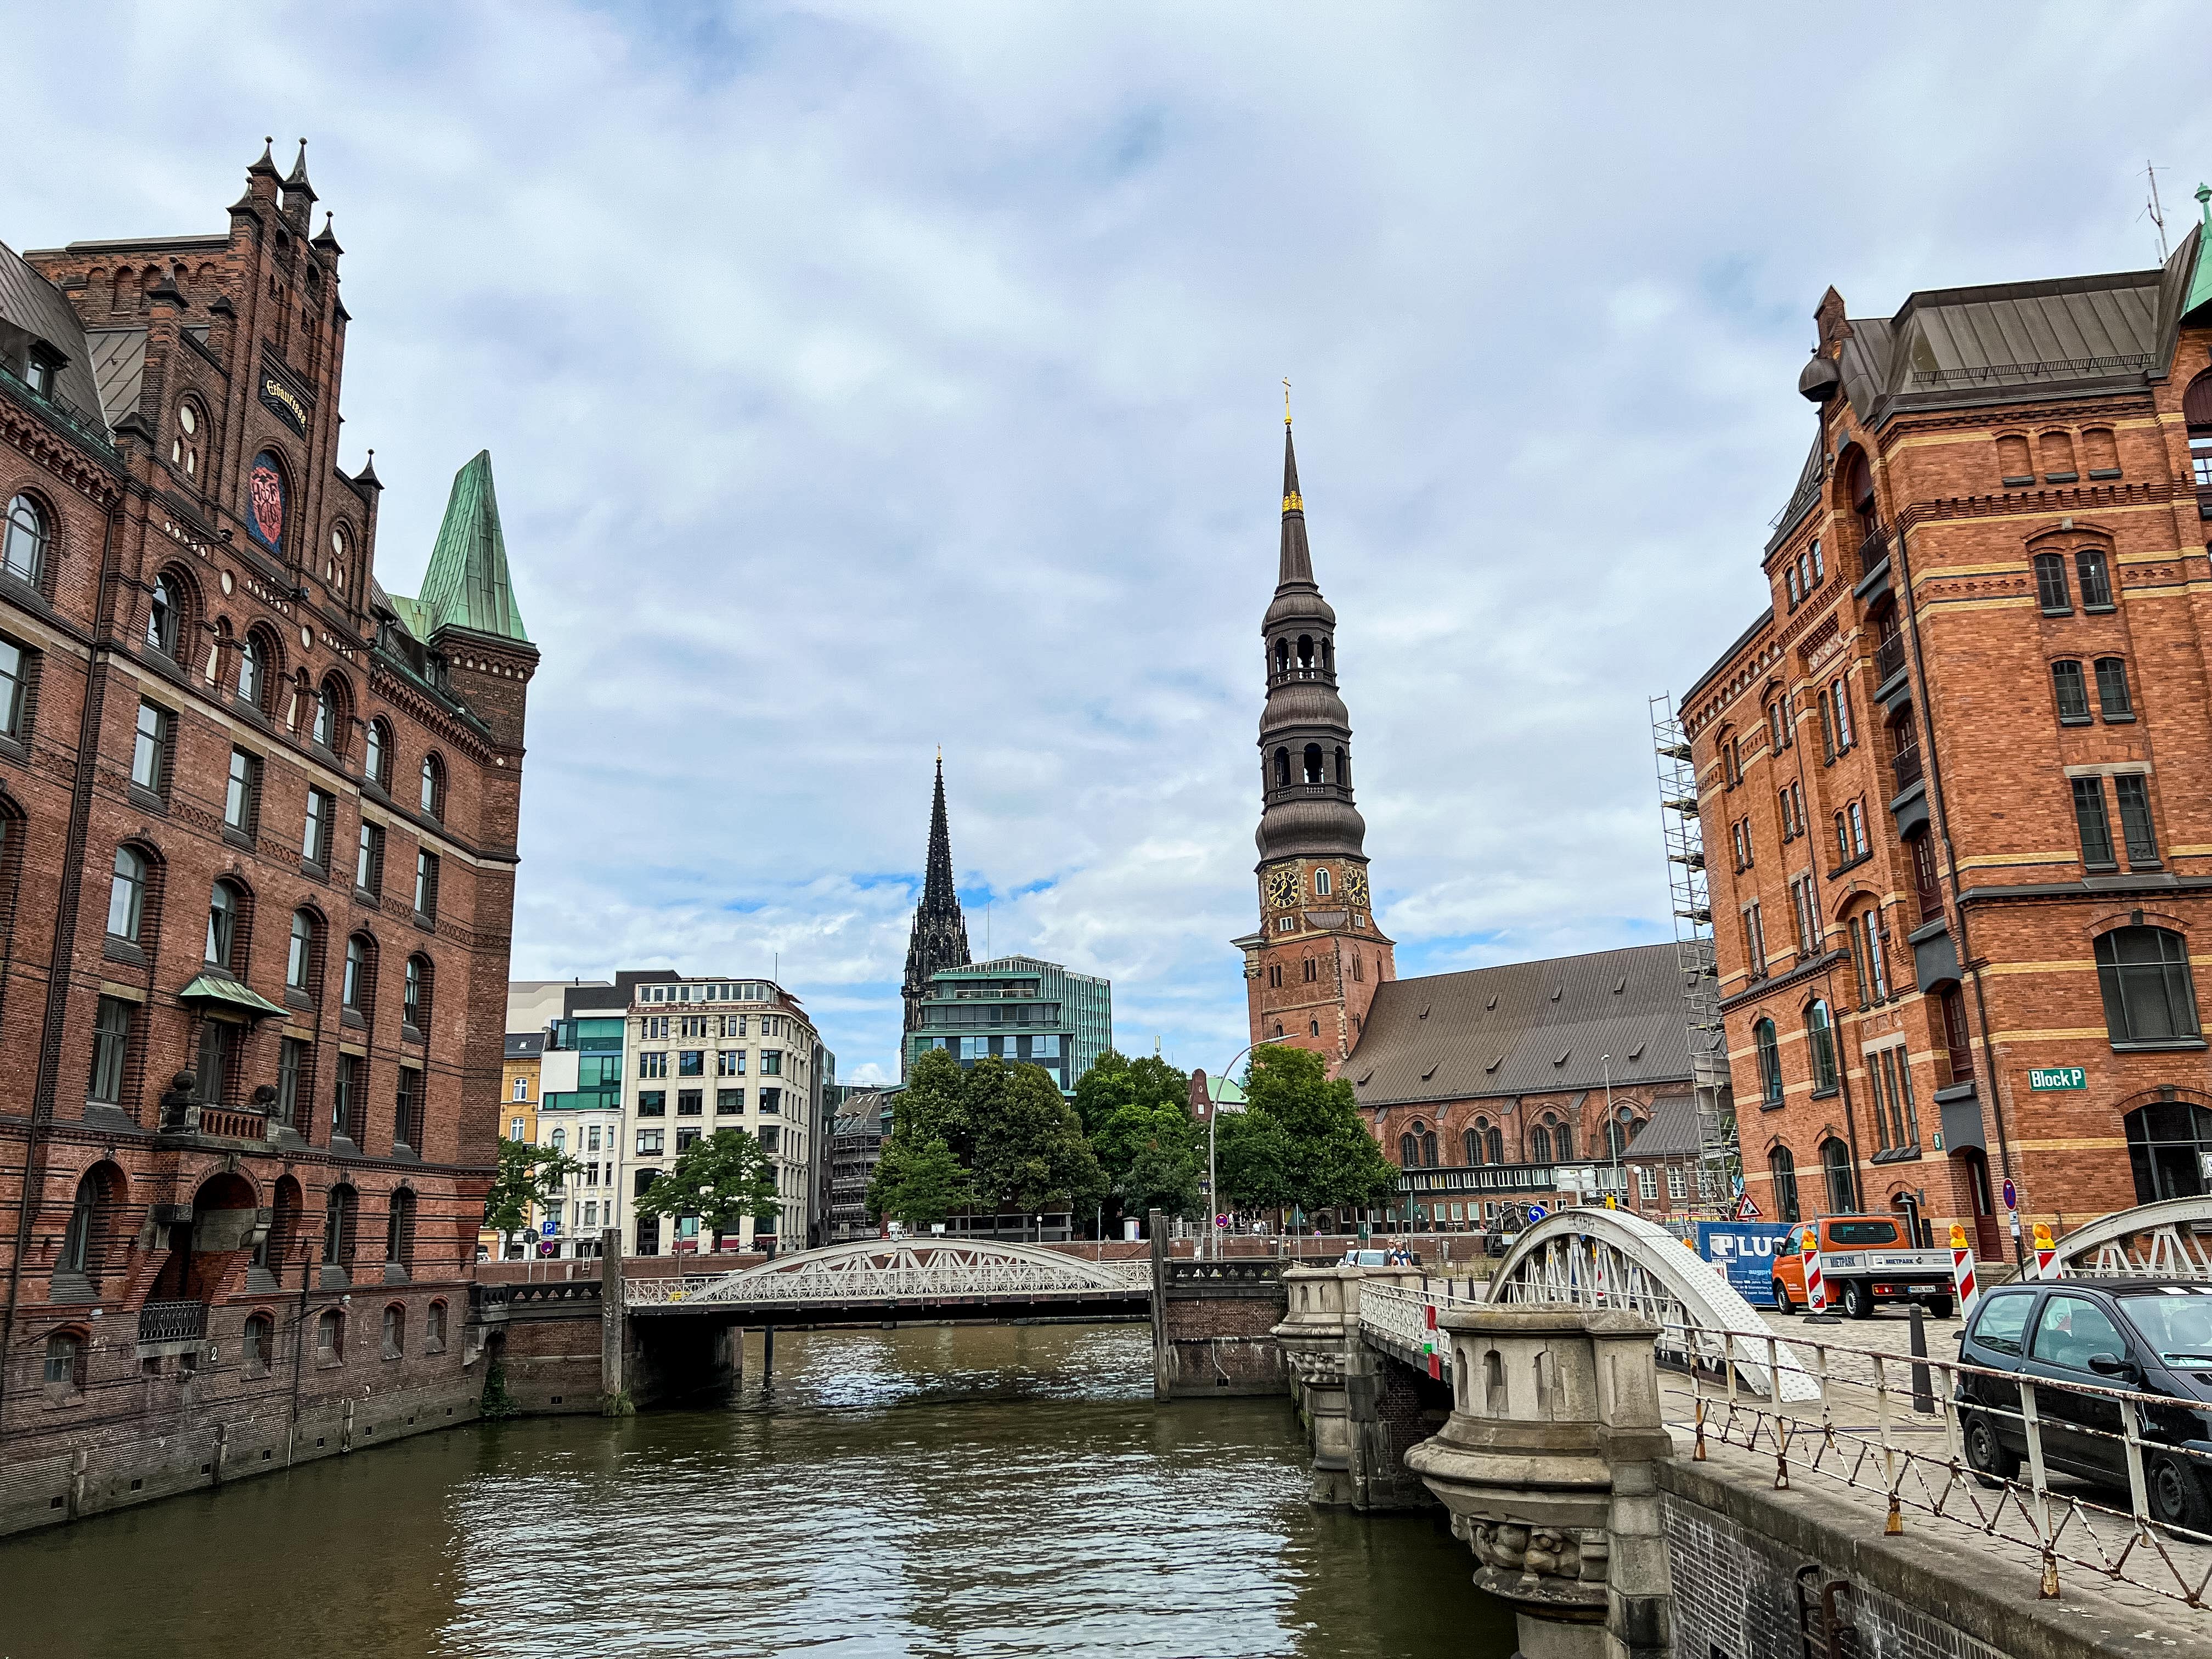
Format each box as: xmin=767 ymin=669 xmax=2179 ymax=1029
xmin=902 ymin=754 xmax=973 ymax=1048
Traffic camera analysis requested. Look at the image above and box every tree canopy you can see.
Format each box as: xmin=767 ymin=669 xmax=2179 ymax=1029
xmin=632 ymin=1128 xmax=781 ymax=1234
xmin=1230 ymin=1044 xmax=1400 ymax=1214
xmin=868 ymin=1136 xmax=973 ymax=1226
xmin=1094 ymin=1097 xmax=1203 ymax=1220
xmin=483 ymin=1138 xmax=580 ymax=1237
xmin=1071 ymin=1048 xmax=1191 ymax=1137
xmin=868 ymin=1052 xmax=1103 ymax=1222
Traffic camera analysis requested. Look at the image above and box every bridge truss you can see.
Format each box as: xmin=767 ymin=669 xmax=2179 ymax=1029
xmin=2054 ymin=1194 xmax=2212 ymax=1278
xmin=624 ymin=1238 xmax=1153 ymax=1312
xmin=1486 ymin=1209 xmax=1815 ymax=1400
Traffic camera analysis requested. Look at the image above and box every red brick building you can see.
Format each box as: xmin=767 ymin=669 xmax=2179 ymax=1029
xmin=1683 ymin=202 xmax=2212 ymax=1258
xmin=0 ymin=142 xmax=535 ymax=1533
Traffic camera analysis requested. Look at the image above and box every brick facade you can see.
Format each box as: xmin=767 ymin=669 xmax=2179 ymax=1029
xmin=1685 ymin=226 xmax=2212 ymax=1253
xmin=0 ymin=142 xmax=534 ymax=1534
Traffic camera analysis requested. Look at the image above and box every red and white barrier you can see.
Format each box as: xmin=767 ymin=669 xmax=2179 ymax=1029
xmin=1423 ymin=1300 xmax=1441 ymax=1380
xmin=1949 ymin=1223 xmax=1979 ymax=1315
xmin=1801 ymin=1232 xmax=1827 ymax=1313
xmin=2031 ymin=1221 xmax=2061 ymax=1281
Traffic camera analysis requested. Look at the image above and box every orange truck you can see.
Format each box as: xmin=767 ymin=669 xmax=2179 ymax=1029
xmin=1770 ymin=1215 xmax=1956 ymax=1319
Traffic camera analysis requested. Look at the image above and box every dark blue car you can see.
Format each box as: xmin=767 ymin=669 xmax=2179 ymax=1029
xmin=1954 ymin=1278 xmax=2212 ymax=1534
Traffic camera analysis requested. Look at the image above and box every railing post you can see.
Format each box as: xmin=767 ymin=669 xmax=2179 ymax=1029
xmin=1872 ymin=1353 xmax=1901 ymax=1534
xmin=2018 ymin=1380 xmax=2061 ymax=1599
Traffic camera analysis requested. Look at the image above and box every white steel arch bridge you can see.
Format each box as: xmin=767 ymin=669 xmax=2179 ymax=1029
xmin=623 ymin=1238 xmax=1153 ymax=1319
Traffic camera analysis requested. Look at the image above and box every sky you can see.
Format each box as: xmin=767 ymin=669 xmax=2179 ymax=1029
xmin=7 ymin=4 xmax=2211 ymax=1085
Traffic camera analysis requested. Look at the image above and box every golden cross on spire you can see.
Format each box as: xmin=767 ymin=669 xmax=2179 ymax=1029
xmin=1283 ymin=377 xmax=1293 ymax=426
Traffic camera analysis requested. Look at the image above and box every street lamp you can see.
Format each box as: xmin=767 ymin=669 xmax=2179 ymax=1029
xmin=1604 ymin=1054 xmax=1621 ymax=1209
xmin=1202 ymin=1045 xmax=1255 ymax=1260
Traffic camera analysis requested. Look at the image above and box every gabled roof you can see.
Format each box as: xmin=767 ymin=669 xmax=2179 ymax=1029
xmin=1623 ymin=1093 xmax=1701 ymax=1159
xmin=1347 ymin=942 xmax=1693 ymax=1110
xmin=394 ymin=450 xmax=528 ymax=644
xmin=0 ymin=237 xmax=109 ymax=432
xmin=505 ymin=1032 xmax=545 ymax=1060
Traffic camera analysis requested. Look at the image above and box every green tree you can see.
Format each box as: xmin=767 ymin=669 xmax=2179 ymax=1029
xmin=1242 ymin=1043 xmax=1401 ymax=1213
xmin=970 ymin=1057 xmax=1107 ymax=1215
xmin=1072 ymin=1048 xmax=1191 ymax=1137
xmin=482 ymin=1138 xmax=581 ymax=1237
xmin=891 ymin=1045 xmax=976 ymax=1165
xmin=633 ymin=1128 xmax=781 ymax=1237
xmin=1215 ymin=1102 xmax=1295 ymax=1211
xmin=1094 ymin=1098 xmax=1203 ymax=1220
xmin=868 ymin=1136 xmax=974 ymax=1226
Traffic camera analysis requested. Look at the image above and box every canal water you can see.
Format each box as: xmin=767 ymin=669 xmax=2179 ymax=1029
xmin=0 ymin=1322 xmax=1514 ymax=1659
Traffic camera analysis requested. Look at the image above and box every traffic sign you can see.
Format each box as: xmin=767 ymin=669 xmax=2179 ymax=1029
xmin=1527 ymin=1204 xmax=1548 ymax=1222
xmin=1215 ymin=1214 xmax=1228 ymax=1229
xmin=2001 ymin=1177 xmax=2017 ymax=1211
xmin=1736 ymin=1195 xmax=1761 ymax=1220
xmin=540 ymin=1218 xmax=557 ymax=1237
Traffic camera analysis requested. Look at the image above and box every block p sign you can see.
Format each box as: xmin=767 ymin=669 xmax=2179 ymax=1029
xmin=2028 ymin=1066 xmax=2086 ymax=1091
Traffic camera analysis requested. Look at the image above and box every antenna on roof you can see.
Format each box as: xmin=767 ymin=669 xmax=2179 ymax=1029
xmin=2143 ymin=160 xmax=2171 ymax=262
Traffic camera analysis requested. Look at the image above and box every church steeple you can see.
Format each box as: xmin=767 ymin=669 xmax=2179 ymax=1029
xmin=902 ymin=754 xmax=973 ymax=1053
xmin=1242 ymin=413 xmax=1392 ymax=1068
xmin=1256 ymin=420 xmax=1363 ymax=864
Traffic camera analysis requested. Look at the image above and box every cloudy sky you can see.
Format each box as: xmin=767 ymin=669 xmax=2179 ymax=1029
xmin=8 ymin=4 xmax=2209 ymax=1083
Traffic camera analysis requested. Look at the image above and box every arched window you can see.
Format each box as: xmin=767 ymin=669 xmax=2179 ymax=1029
xmin=1820 ymin=1137 xmax=1856 ymax=1212
xmin=2076 ymin=546 xmax=2114 ymax=610
xmin=365 ymin=718 xmax=390 ymax=788
xmin=2187 ymin=369 xmax=2212 ymax=496
xmin=1296 ymin=634 xmax=1315 ymax=670
xmin=550 ymin=1126 xmax=566 ymax=1154
xmin=316 ymin=1308 xmax=343 ymax=1359
xmin=1334 ymin=746 xmax=1348 ymax=787
xmin=327 ymin=523 xmax=350 ymax=593
xmin=1485 ymin=1125 xmax=1503 ymax=1165
xmin=236 ymin=632 xmax=265 ymax=709
xmin=205 ymin=879 xmax=240 ymax=967
xmin=419 ymin=753 xmax=443 ymax=819
xmin=404 ymin=955 xmax=430 ymax=1031
xmin=382 ymin=1302 xmax=405 ymax=1358
xmin=313 ymin=679 xmax=345 ymax=752
xmin=1308 ymin=1018 xmax=1321 ymax=1038
xmin=1805 ymin=999 xmax=1838 ymax=1092
xmin=321 ymin=1184 xmax=357 ymax=1266
xmin=1753 ymin=1017 xmax=1783 ymax=1106
xmin=245 ymin=451 xmax=288 ymax=556
xmin=1273 ymin=639 xmax=1289 ymax=674
xmin=43 ymin=1329 xmax=86 ymax=1392
xmin=58 ymin=1166 xmax=117 ymax=1282
xmin=146 ymin=572 xmax=181 ymax=657
xmin=1314 ymin=867 xmax=1331 ymax=897
xmin=2125 ymin=1100 xmax=2212 ymax=1203
xmin=242 ymin=1312 xmax=274 ymax=1372
xmin=426 ymin=1299 xmax=448 ymax=1352
xmin=343 ymin=934 xmax=372 ymax=1014
xmin=173 ymin=398 xmax=203 ymax=477
xmin=2034 ymin=550 xmax=2072 ymax=614
xmin=1398 ymin=1131 xmax=1417 ymax=1166
xmin=2096 ymin=926 xmax=2201 ymax=1042
xmin=4 ymin=494 xmax=49 ymax=586
xmin=385 ymin=1189 xmax=417 ymax=1269
xmin=1421 ymin=1127 xmax=1438 ymax=1166
xmin=107 ymin=845 xmax=148 ymax=942
xmin=1464 ymin=1127 xmax=1482 ymax=1165
xmin=1531 ymin=1122 xmax=1553 ymax=1163
xmin=1554 ymin=1118 xmax=1573 ymax=1161
xmin=287 ymin=909 xmax=315 ymax=991
xmin=2094 ymin=657 xmax=2133 ymax=720
xmin=1273 ymin=748 xmax=1289 ymax=787
xmin=1769 ymin=1147 xmax=1801 ymax=1223
xmin=1302 ymin=743 xmax=1323 ymax=784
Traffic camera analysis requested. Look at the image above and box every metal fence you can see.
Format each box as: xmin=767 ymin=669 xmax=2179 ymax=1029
xmin=1662 ymin=1318 xmax=2212 ymax=1611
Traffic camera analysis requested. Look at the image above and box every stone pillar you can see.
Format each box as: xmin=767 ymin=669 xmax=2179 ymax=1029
xmin=1148 ymin=1207 xmax=1170 ymax=1400
xmin=1275 ymin=1264 xmax=1435 ymax=1511
xmin=1406 ymin=1307 xmax=1674 ymax=1659
xmin=599 ymin=1227 xmax=625 ymax=1414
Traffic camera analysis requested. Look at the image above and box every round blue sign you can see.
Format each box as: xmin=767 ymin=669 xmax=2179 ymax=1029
xmin=2001 ymin=1178 xmax=2017 ymax=1211
xmin=1527 ymin=1204 xmax=1548 ymax=1222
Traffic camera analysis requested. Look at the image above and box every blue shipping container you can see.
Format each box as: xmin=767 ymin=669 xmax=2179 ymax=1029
xmin=1696 ymin=1221 xmax=1794 ymax=1307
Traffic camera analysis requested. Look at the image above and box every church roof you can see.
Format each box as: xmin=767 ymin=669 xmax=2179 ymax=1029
xmin=1623 ymin=1093 xmax=1701 ymax=1159
xmin=393 ymin=450 xmax=529 ymax=644
xmin=1347 ymin=941 xmax=1693 ymax=1110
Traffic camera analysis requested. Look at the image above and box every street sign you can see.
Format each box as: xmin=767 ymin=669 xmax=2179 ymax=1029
xmin=540 ymin=1219 xmax=556 ymax=1237
xmin=1215 ymin=1214 xmax=1228 ymax=1229
xmin=1737 ymin=1195 xmax=1761 ymax=1220
xmin=2001 ymin=1177 xmax=2018 ymax=1211
xmin=2028 ymin=1066 xmax=2085 ymax=1092
xmin=1527 ymin=1204 xmax=1548 ymax=1222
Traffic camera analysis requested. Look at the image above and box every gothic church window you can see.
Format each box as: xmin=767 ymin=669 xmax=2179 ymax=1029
xmin=1302 ymin=743 xmax=1323 ymax=783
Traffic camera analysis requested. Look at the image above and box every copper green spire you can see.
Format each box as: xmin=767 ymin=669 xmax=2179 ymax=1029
xmin=414 ymin=450 xmax=528 ymax=643
xmin=2188 ymin=183 xmax=2212 ymax=320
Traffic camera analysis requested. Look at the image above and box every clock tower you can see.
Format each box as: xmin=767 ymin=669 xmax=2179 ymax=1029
xmin=1238 ymin=417 xmax=1394 ymax=1065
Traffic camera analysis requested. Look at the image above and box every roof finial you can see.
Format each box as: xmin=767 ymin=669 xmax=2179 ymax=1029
xmin=2199 ymin=181 xmax=2210 ymax=225
xmin=1282 ymin=376 xmax=1292 ymax=427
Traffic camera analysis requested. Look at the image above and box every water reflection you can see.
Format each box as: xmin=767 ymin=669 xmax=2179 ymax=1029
xmin=0 ymin=1323 xmax=1511 ymax=1659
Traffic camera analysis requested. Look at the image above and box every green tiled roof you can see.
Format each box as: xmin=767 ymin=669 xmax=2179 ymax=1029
xmin=404 ymin=449 xmax=529 ymax=644
xmin=2188 ymin=185 xmax=2212 ymax=320
xmin=177 ymin=970 xmax=287 ymax=1019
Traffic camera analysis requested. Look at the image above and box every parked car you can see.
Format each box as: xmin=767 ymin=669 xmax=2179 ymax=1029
xmin=1770 ymin=1215 xmax=1954 ymax=1319
xmin=1340 ymin=1249 xmax=1391 ymax=1267
xmin=1954 ymin=1278 xmax=2212 ymax=1534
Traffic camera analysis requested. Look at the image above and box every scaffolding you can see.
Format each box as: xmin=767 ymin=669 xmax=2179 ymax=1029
xmin=1650 ymin=693 xmax=1740 ymax=1209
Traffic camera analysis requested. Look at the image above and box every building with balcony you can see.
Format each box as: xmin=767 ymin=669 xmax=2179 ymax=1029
xmin=902 ymin=955 xmax=1112 ymax=1098
xmin=1681 ymin=204 xmax=2212 ymax=1255
xmin=0 ymin=144 xmax=535 ymax=1536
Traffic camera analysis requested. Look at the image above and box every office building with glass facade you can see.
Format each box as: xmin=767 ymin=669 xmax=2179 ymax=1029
xmin=901 ymin=955 xmax=1113 ymax=1097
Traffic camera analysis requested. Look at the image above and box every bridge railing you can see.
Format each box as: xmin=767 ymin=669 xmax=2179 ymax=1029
xmin=625 ymin=1257 xmax=1155 ymax=1308
xmin=1358 ymin=1280 xmax=1483 ymax=1373
xmin=1663 ymin=1317 xmax=2212 ymax=1612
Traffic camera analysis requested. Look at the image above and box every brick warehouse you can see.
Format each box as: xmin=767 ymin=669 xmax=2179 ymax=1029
xmin=0 ymin=142 xmax=535 ymax=1534
xmin=1683 ymin=193 xmax=2212 ymax=1260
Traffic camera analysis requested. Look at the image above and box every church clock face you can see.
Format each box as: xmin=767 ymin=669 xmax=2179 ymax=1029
xmin=1345 ymin=870 xmax=1369 ymax=905
xmin=1265 ymin=868 xmax=1300 ymax=909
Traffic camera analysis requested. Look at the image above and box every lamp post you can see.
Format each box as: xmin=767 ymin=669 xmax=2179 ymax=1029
xmin=1604 ymin=1054 xmax=1621 ymax=1209
xmin=1203 ymin=1045 xmax=1255 ymax=1260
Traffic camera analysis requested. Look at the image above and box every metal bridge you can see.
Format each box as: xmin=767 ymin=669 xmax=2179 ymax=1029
xmin=624 ymin=1238 xmax=1154 ymax=1319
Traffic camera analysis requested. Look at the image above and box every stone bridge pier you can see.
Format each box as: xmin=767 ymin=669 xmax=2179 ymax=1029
xmin=1273 ymin=1265 xmax=1439 ymax=1510
xmin=1408 ymin=1307 xmax=1673 ymax=1659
